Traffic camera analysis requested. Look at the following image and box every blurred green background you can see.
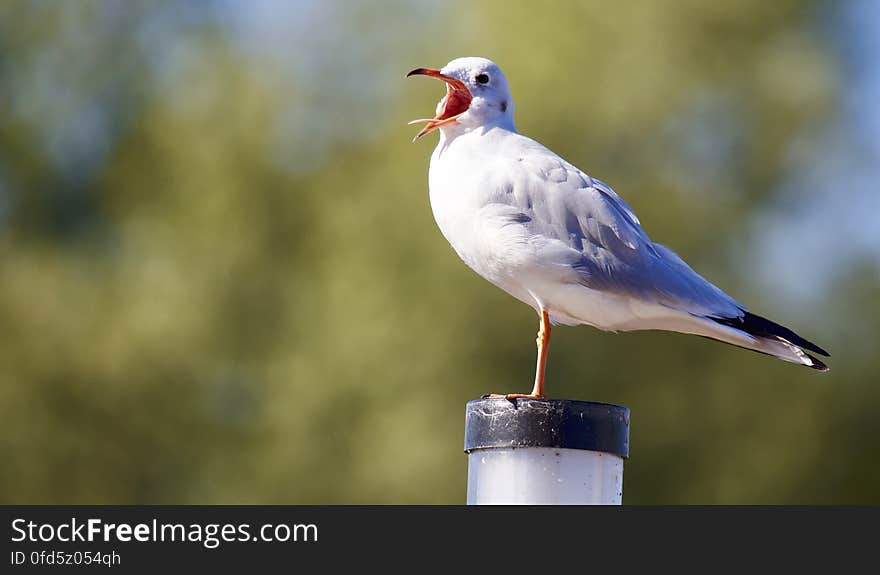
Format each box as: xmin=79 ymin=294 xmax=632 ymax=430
xmin=1 ymin=0 xmax=878 ymax=504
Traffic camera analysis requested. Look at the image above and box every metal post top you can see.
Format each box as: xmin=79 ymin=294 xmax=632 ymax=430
xmin=464 ymin=397 xmax=630 ymax=458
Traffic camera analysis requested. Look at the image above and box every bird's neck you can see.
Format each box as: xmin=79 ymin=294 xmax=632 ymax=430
xmin=438 ymin=117 xmax=517 ymax=145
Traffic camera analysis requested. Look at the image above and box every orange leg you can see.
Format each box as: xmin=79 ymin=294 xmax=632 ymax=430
xmin=485 ymin=309 xmax=551 ymax=400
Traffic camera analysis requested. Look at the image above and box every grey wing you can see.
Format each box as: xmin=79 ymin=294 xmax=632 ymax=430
xmin=511 ymin=155 xmax=745 ymax=320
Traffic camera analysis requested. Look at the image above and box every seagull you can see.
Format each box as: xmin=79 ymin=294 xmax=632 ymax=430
xmin=407 ymin=57 xmax=829 ymax=399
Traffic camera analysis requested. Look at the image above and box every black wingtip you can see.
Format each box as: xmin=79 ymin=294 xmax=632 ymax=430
xmin=806 ymin=353 xmax=830 ymax=372
xmin=714 ymin=312 xmax=830 ymax=357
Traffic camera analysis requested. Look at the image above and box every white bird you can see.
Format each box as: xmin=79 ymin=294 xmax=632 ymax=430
xmin=407 ymin=57 xmax=829 ymax=399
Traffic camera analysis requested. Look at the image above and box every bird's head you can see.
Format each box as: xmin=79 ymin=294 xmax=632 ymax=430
xmin=407 ymin=57 xmax=514 ymax=141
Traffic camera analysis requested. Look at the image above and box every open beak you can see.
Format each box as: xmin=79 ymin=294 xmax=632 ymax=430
xmin=406 ymin=67 xmax=472 ymax=141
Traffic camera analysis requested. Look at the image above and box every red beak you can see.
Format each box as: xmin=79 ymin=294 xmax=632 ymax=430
xmin=406 ymin=67 xmax=473 ymax=141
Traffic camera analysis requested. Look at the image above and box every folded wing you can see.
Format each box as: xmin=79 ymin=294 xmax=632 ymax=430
xmin=508 ymin=152 xmax=745 ymax=320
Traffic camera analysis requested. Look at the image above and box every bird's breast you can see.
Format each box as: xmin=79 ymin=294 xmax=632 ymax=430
xmin=427 ymin=141 xmax=541 ymax=306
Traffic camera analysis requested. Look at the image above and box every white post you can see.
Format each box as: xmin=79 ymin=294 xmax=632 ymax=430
xmin=465 ymin=398 xmax=630 ymax=505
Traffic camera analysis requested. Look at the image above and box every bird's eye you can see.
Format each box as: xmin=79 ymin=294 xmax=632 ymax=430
xmin=475 ymin=73 xmax=490 ymax=85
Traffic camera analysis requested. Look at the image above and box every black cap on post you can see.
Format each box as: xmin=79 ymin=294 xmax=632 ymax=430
xmin=464 ymin=397 xmax=630 ymax=458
